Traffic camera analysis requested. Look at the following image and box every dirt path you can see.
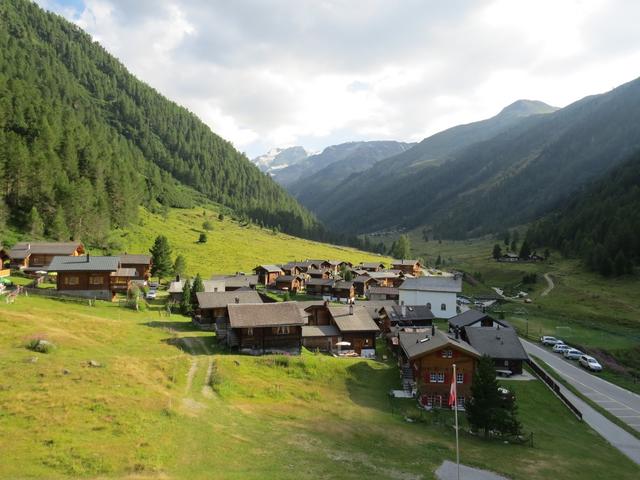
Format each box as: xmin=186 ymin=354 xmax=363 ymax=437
xmin=541 ymin=273 xmax=555 ymax=297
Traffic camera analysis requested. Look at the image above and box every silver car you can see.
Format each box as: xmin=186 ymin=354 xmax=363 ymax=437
xmin=563 ymin=348 xmax=583 ymax=360
xmin=553 ymin=343 xmax=570 ymax=354
xmin=579 ymin=355 xmax=603 ymax=372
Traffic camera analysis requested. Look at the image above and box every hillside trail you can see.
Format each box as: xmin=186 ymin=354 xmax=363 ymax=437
xmin=541 ymin=272 xmax=555 ymax=296
xmin=178 ymin=336 xmax=218 ymax=414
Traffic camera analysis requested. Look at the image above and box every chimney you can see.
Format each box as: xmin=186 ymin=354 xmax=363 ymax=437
xmin=455 ymin=327 xmax=459 ymax=340
xmin=431 ymin=325 xmax=436 ymax=336
xmin=235 ymin=297 xmax=240 ymax=304
xmin=86 ymin=253 xmax=90 ymax=263
xmin=27 ymin=243 xmax=31 ymax=250
xmin=400 ymin=301 xmax=406 ymax=318
xmin=349 ymin=304 xmax=354 ymax=315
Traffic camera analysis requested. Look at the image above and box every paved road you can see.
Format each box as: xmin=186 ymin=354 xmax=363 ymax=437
xmin=436 ymin=460 xmax=510 ymax=480
xmin=541 ymin=273 xmax=555 ymax=296
xmin=523 ymin=339 xmax=640 ymax=465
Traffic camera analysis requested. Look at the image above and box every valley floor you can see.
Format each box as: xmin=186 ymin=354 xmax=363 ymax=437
xmin=0 ymin=296 xmax=638 ymax=479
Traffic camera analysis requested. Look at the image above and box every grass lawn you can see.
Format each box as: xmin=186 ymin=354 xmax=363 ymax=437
xmin=0 ymin=296 xmax=638 ymax=479
xmin=103 ymin=206 xmax=390 ymax=278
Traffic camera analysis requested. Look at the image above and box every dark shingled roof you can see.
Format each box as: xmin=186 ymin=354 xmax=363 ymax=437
xmin=306 ymin=268 xmax=330 ymax=276
xmin=399 ymin=329 xmax=480 ymax=360
xmin=48 ymin=255 xmax=119 ymax=272
xmin=360 ymin=262 xmax=385 ymax=269
xmin=118 ymin=254 xmax=151 ymax=265
xmin=387 ymin=305 xmax=434 ymax=322
xmin=111 ymin=268 xmax=137 ymax=277
xmin=333 ymin=281 xmax=354 ymax=290
xmin=448 ymin=310 xmax=511 ymax=329
xmin=228 ymin=302 xmax=306 ymax=328
xmin=368 ymin=286 xmax=399 ymax=295
xmin=9 ymin=242 xmax=83 ymax=259
xmin=328 ymin=305 xmax=379 ymax=332
xmin=399 ymin=275 xmax=462 ymax=293
xmin=302 ymin=324 xmax=340 ymax=337
xmin=276 ymin=274 xmax=304 ymax=282
xmin=465 ymin=327 xmax=528 ymax=360
xmin=254 ymin=264 xmax=284 ymax=273
xmin=353 ymin=275 xmax=379 ymax=284
xmin=196 ymin=290 xmax=262 ymax=309
xmin=306 ymin=278 xmax=334 ymax=286
xmin=210 ymin=274 xmax=258 ymax=289
xmin=392 ymin=259 xmax=420 ymax=266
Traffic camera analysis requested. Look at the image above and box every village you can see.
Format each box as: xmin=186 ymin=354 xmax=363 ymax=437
xmin=0 ymin=240 xmax=534 ymax=413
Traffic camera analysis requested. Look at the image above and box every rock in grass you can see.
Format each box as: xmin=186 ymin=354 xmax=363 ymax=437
xmin=88 ymin=360 xmax=102 ymax=368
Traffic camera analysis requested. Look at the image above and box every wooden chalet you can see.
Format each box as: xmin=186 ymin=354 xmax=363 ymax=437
xmin=303 ymin=303 xmax=379 ymax=356
xmin=227 ymin=302 xmax=305 ymax=354
xmin=210 ymin=273 xmax=258 ymax=291
xmin=391 ymin=259 xmax=422 ymax=275
xmin=379 ymin=303 xmax=434 ymax=333
xmin=168 ymin=278 xmax=225 ymax=302
xmin=498 ymin=252 xmax=520 ymax=263
xmin=47 ymin=255 xmax=129 ymax=301
xmin=118 ymin=254 xmax=152 ymax=280
xmin=353 ymin=275 xmax=380 ymax=296
xmin=367 ymin=286 xmax=399 ymax=301
xmin=306 ymin=268 xmax=331 ymax=279
xmin=332 ymin=281 xmax=355 ymax=301
xmin=365 ymin=270 xmax=400 ymax=287
xmin=398 ymin=328 xmax=480 ymax=409
xmin=274 ymin=274 xmax=305 ymax=293
xmin=8 ymin=242 xmax=84 ymax=272
xmin=359 ymin=262 xmax=386 ymax=272
xmin=195 ymin=290 xmax=262 ymax=332
xmin=253 ymin=265 xmax=284 ymax=285
xmin=305 ymin=278 xmax=334 ymax=297
xmin=280 ymin=262 xmax=304 ymax=275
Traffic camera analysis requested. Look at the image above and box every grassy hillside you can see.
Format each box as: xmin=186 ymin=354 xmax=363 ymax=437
xmin=105 ymin=206 xmax=389 ymax=277
xmin=400 ymin=232 xmax=640 ymax=391
xmin=0 ymin=296 xmax=637 ymax=479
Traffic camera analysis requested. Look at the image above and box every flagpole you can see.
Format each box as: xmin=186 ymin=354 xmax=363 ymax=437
xmin=453 ymin=363 xmax=460 ymax=480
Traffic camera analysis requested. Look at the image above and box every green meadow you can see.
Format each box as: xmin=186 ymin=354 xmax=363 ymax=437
xmin=0 ymin=296 xmax=637 ymax=479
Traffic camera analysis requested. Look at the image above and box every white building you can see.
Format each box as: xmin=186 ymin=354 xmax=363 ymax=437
xmin=398 ymin=275 xmax=462 ymax=319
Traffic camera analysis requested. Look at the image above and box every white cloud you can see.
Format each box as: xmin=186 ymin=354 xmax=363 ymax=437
xmin=37 ymin=0 xmax=640 ymax=157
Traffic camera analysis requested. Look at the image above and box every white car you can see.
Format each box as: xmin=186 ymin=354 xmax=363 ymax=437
xmin=541 ymin=336 xmax=562 ymax=346
xmin=553 ymin=343 xmax=570 ymax=354
xmin=145 ymin=290 xmax=157 ymax=300
xmin=563 ymin=348 xmax=583 ymax=360
xmin=579 ymin=355 xmax=603 ymax=372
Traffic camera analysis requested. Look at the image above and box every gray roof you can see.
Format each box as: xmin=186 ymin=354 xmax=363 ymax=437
xmin=302 ymin=324 xmax=340 ymax=337
xmin=362 ymin=300 xmax=398 ymax=320
xmin=210 ymin=274 xmax=258 ymax=288
xmin=333 ymin=281 xmax=354 ymax=290
xmin=111 ymin=268 xmax=137 ymax=277
xmin=360 ymin=262 xmax=385 ymax=269
xmin=399 ymin=329 xmax=480 ymax=360
xmin=9 ymin=242 xmax=83 ymax=259
xmin=306 ymin=278 xmax=334 ymax=286
xmin=228 ymin=302 xmax=306 ymax=328
xmin=399 ymin=275 xmax=462 ymax=293
xmin=169 ymin=279 xmax=225 ymax=294
xmin=196 ymin=290 xmax=262 ymax=309
xmin=254 ymin=264 xmax=284 ymax=273
xmin=448 ymin=310 xmax=510 ymax=329
xmin=48 ymin=255 xmax=119 ymax=272
xmin=367 ymin=271 xmax=400 ymax=279
xmin=353 ymin=275 xmax=379 ymax=284
xmin=465 ymin=327 xmax=528 ymax=360
xmin=276 ymin=275 xmax=303 ymax=282
xmin=306 ymin=268 xmax=330 ymax=275
xmin=328 ymin=305 xmax=379 ymax=333
xmin=387 ymin=305 xmax=434 ymax=322
xmin=368 ymin=286 xmax=399 ymax=295
xmin=118 ymin=254 xmax=152 ymax=265
xmin=392 ymin=259 xmax=420 ymax=266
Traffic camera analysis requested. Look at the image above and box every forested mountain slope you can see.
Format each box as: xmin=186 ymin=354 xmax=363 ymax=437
xmin=527 ymin=150 xmax=640 ymax=276
xmin=0 ymin=0 xmax=322 ymax=244
xmin=315 ymin=78 xmax=640 ymax=238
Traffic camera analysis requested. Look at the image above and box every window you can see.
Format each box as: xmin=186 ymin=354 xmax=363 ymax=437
xmin=456 ymin=373 xmax=464 ymax=384
xmin=442 ymin=349 xmax=453 ymax=358
xmin=429 ymin=372 xmax=437 ymax=383
xmin=63 ymin=276 xmax=79 ymax=286
xmin=457 ymin=396 xmax=465 ymax=409
xmin=246 ymin=327 xmax=253 ymax=336
xmin=437 ymin=372 xmax=445 ymax=383
xmin=89 ymin=276 xmax=104 ymax=285
xmin=441 ymin=303 xmax=447 ymax=311
xmin=276 ymin=326 xmax=290 ymax=335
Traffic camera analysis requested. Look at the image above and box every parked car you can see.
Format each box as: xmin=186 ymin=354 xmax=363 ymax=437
xmin=148 ymin=281 xmax=159 ymax=289
xmin=553 ymin=343 xmax=570 ymax=354
xmin=579 ymin=355 xmax=603 ymax=372
xmin=563 ymin=348 xmax=583 ymax=360
xmin=146 ymin=290 xmax=157 ymax=300
xmin=541 ymin=336 xmax=562 ymax=346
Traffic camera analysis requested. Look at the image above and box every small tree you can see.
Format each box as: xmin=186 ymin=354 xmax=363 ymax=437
xmin=492 ymin=244 xmax=502 ymax=260
xmin=510 ymin=239 xmax=518 ymax=253
xmin=543 ymin=248 xmax=551 ymax=260
xmin=392 ymin=234 xmax=411 ymax=260
xmin=173 ymin=254 xmax=187 ymax=277
xmin=466 ymin=355 xmax=501 ymax=438
xmin=180 ymin=279 xmax=192 ymax=315
xmin=50 ymin=209 xmax=70 ymax=241
xmin=28 ymin=206 xmax=44 ymax=237
xmin=0 ymin=197 xmax=8 ymax=229
xmin=518 ymin=240 xmax=531 ymax=259
xmin=150 ymin=235 xmax=173 ymax=279
xmin=503 ymin=231 xmax=510 ymax=246
xmin=435 ymin=254 xmax=442 ymax=267
xmin=218 ymin=213 xmax=224 ymax=221
xmin=340 ymin=265 xmax=354 ymax=282
xmin=198 ymin=232 xmax=208 ymax=243
xmin=191 ymin=273 xmax=205 ymax=311
xmin=202 ymin=221 xmax=213 ymax=231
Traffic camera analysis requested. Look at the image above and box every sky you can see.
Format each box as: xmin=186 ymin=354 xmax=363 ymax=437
xmin=36 ymin=0 xmax=640 ymax=158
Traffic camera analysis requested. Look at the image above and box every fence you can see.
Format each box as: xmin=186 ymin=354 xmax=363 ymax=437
xmin=527 ymin=358 xmax=583 ymax=420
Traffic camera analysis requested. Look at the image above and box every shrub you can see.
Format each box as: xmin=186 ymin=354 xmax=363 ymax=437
xmin=202 ymin=221 xmax=213 ymax=231
xmin=198 ymin=233 xmax=208 ymax=243
xmin=26 ymin=338 xmax=55 ymax=353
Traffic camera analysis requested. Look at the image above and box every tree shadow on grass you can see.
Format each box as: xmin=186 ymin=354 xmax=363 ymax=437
xmin=345 ymin=360 xmax=399 ymax=413
xmin=163 ymin=335 xmax=222 ymax=355
xmin=143 ymin=320 xmax=200 ymax=332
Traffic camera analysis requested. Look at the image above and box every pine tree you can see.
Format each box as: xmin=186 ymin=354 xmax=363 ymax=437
xmin=150 ymin=235 xmax=173 ymax=278
xmin=503 ymin=231 xmax=510 ymax=246
xmin=466 ymin=355 xmax=501 ymax=438
xmin=613 ymin=250 xmax=629 ymax=277
xmin=518 ymin=240 xmax=531 ymax=259
xmin=510 ymin=239 xmax=518 ymax=253
xmin=0 ymin=197 xmax=8 ymax=230
xmin=492 ymin=244 xmax=502 ymax=260
xmin=393 ymin=234 xmax=411 ymax=259
xmin=435 ymin=254 xmax=442 ymax=267
xmin=50 ymin=208 xmax=70 ymax=241
xmin=173 ymin=254 xmax=187 ymax=277
xmin=28 ymin=206 xmax=44 ymax=237
xmin=180 ymin=278 xmax=192 ymax=315
xmin=191 ymin=273 xmax=204 ymax=311
xmin=198 ymin=232 xmax=208 ymax=243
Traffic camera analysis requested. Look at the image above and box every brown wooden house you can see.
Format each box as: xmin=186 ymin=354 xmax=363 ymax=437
xmin=332 ymin=281 xmax=355 ymax=301
xmin=305 ymin=278 xmax=334 ymax=296
xmin=359 ymin=262 xmax=386 ymax=272
xmin=367 ymin=286 xmax=399 ymax=301
xmin=195 ymin=290 xmax=262 ymax=333
xmin=379 ymin=303 xmax=434 ymax=333
xmin=306 ymin=268 xmax=331 ymax=279
xmin=280 ymin=262 xmax=304 ymax=276
xmin=210 ymin=273 xmax=258 ymax=291
xmin=353 ymin=275 xmax=380 ymax=296
xmin=253 ymin=265 xmax=284 ymax=285
xmin=8 ymin=242 xmax=84 ymax=272
xmin=398 ymin=328 xmax=480 ymax=409
xmin=227 ymin=302 xmax=305 ymax=354
xmin=118 ymin=254 xmax=152 ymax=280
xmin=274 ymin=274 xmax=305 ymax=293
xmin=391 ymin=260 xmax=423 ymax=275
xmin=48 ymin=255 xmax=122 ymax=300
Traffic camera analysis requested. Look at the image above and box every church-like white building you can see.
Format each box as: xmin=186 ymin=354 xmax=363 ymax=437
xmin=398 ymin=274 xmax=462 ymax=319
